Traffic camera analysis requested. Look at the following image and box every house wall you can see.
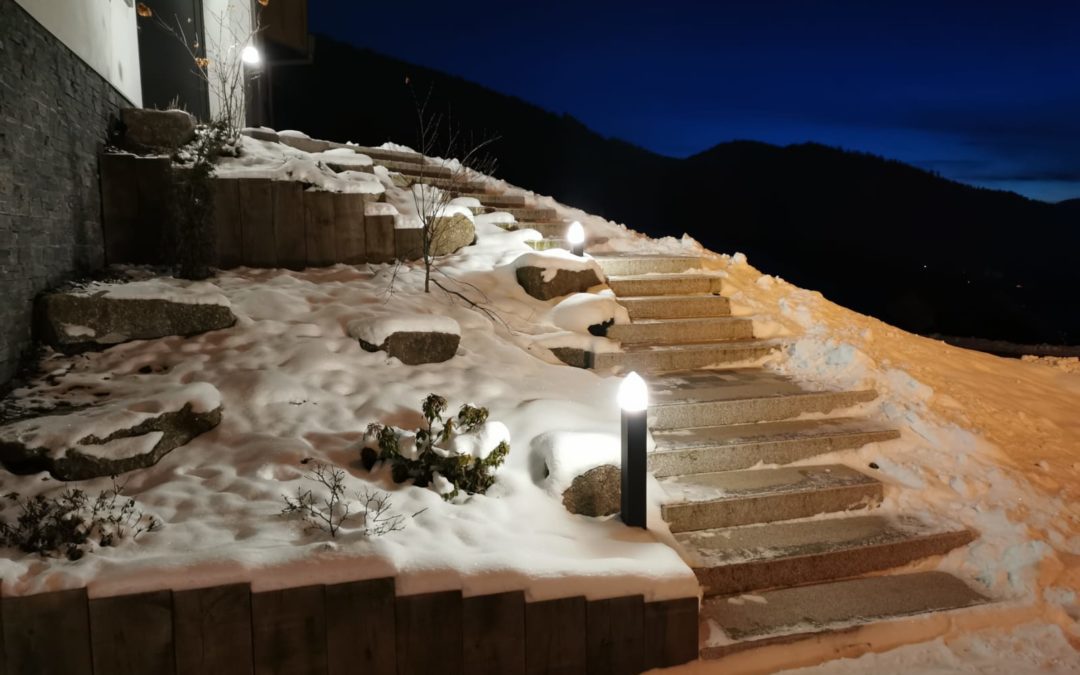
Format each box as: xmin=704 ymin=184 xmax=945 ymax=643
xmin=0 ymin=0 xmax=133 ymax=387
xmin=12 ymin=0 xmax=142 ymax=104
xmin=202 ymin=0 xmax=254 ymax=124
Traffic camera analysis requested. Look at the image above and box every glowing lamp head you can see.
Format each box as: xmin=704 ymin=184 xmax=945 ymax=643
xmin=567 ymin=221 xmax=585 ymax=245
xmin=618 ymin=371 xmax=649 ymax=412
xmin=241 ymin=44 xmax=261 ymax=65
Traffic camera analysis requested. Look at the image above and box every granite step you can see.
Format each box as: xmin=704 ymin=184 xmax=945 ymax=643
xmin=660 ymin=464 xmax=883 ymax=533
xmin=594 ymin=340 xmax=779 ymax=373
xmin=327 ymin=142 xmax=426 ymax=165
xmin=647 ymin=369 xmax=879 ymax=430
xmin=619 ymin=295 xmax=732 ymax=320
xmin=594 ymin=255 xmax=705 ymax=277
xmin=512 ymin=221 xmax=574 ymax=239
xmin=474 ymin=206 xmax=558 ymax=221
xmin=407 ymin=176 xmax=489 ymax=192
xmin=377 ymin=159 xmax=455 ymax=178
xmin=453 ymin=191 xmax=527 ymax=207
xmin=649 ymin=417 xmax=900 ymax=477
xmin=607 ymin=273 xmax=724 ymax=297
xmin=699 ymin=571 xmax=989 ymax=660
xmin=678 ymin=514 xmax=976 ymax=596
xmin=607 ymin=317 xmax=755 ymax=346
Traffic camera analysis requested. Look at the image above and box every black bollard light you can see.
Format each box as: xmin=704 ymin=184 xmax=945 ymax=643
xmin=619 ymin=371 xmax=648 ymax=528
xmin=567 ymin=221 xmax=586 ymax=257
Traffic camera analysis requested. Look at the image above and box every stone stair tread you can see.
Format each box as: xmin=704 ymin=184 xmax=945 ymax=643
xmin=594 ymin=255 xmax=707 ymax=276
xmin=619 ymin=338 xmax=780 ymax=353
xmin=661 ymin=464 xmax=880 ymax=507
xmin=652 ymin=416 xmax=899 ymax=452
xmin=699 ymin=571 xmax=989 ymax=656
xmin=618 ymin=294 xmax=733 ymax=320
xmin=608 ymin=272 xmax=719 ymax=282
xmin=648 ymin=368 xmax=868 ymax=404
xmin=677 ymin=513 xmax=972 ymax=569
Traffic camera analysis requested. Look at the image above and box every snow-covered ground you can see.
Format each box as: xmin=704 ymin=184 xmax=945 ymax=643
xmin=3 ymin=130 xmax=1079 ymax=671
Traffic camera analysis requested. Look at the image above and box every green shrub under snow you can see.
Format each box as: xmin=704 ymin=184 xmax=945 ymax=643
xmin=364 ymin=394 xmax=509 ymax=500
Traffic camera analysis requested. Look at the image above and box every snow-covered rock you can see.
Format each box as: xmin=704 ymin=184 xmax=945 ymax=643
xmin=349 ymin=315 xmax=462 ymax=365
xmin=120 ymin=108 xmax=196 ymax=153
xmin=0 ymin=383 xmax=223 ymax=480
xmin=430 ymin=214 xmax=476 ymax=256
xmin=37 ymin=285 xmax=236 ymax=353
xmin=562 ymin=464 xmax=621 ymax=517
xmin=513 ymin=251 xmax=605 ymax=301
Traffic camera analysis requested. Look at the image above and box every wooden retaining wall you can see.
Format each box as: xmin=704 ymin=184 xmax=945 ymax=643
xmin=100 ymin=155 xmax=424 ymax=269
xmin=0 ymin=579 xmax=698 ymax=674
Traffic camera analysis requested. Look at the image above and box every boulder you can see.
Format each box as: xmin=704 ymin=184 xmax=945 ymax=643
xmin=562 ymin=464 xmax=621 ymax=517
xmin=516 ymin=266 xmax=603 ymax=301
xmin=351 ymin=315 xmax=462 ymax=365
xmin=550 ymin=347 xmax=593 ymax=369
xmin=360 ymin=332 xmax=461 ymax=365
xmin=0 ymin=383 xmax=223 ymax=480
xmin=120 ymin=108 xmax=197 ymax=153
xmin=430 ymin=214 xmax=476 ymax=256
xmin=37 ymin=292 xmax=237 ymax=353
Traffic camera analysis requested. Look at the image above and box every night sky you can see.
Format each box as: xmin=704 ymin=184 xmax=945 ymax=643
xmin=309 ymin=1 xmax=1080 ymax=203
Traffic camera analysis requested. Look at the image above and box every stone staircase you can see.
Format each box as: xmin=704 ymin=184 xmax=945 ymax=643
xmin=591 ymin=253 xmax=989 ymax=666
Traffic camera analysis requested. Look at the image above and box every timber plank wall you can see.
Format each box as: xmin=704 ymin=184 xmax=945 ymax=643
xmin=100 ymin=154 xmax=424 ymax=269
xmin=0 ymin=579 xmax=698 ymax=674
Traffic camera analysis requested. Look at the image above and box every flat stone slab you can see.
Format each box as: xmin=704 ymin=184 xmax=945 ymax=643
xmin=700 ymin=571 xmax=989 ymax=657
xmin=607 ymin=273 xmax=724 ymax=298
xmin=645 ymin=369 xmax=880 ymax=430
xmin=618 ymin=295 xmax=732 ymax=320
xmin=660 ymin=464 xmax=883 ymax=532
xmin=649 ymin=417 xmax=901 ymax=476
xmin=0 ymin=383 xmax=223 ymax=480
xmin=677 ymin=514 xmax=976 ymax=596
xmin=593 ymin=255 xmax=704 ymax=277
xmin=607 ymin=317 xmax=754 ymax=345
xmin=37 ymin=291 xmax=237 ymax=353
xmin=594 ymin=340 xmax=781 ymax=373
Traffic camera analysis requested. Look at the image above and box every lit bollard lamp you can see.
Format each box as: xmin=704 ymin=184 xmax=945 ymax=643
xmin=618 ymin=371 xmax=648 ymax=528
xmin=567 ymin=221 xmax=586 ymax=257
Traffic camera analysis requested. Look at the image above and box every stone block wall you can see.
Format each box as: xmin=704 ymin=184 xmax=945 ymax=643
xmin=0 ymin=0 xmax=130 ymax=388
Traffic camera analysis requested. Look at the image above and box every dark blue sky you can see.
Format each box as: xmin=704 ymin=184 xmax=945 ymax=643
xmin=310 ymin=1 xmax=1080 ymax=202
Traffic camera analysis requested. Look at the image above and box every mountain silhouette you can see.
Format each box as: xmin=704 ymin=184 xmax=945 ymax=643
xmin=268 ymin=35 xmax=1080 ymax=346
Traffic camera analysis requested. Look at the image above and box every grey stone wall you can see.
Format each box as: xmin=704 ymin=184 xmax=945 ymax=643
xmin=0 ymin=0 xmax=130 ymax=387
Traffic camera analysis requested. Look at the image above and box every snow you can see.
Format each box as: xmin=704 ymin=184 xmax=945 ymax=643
xmin=0 ymin=224 xmax=695 ymax=603
xmin=444 ymin=421 xmax=510 ymax=460
xmin=476 ymin=211 xmax=517 ymax=226
xmin=535 ymin=431 xmax=620 ymax=494
xmin=214 ymin=137 xmax=383 ymax=194
xmin=68 ymin=276 xmax=231 ymax=307
xmin=549 ymin=292 xmax=629 ymax=334
xmin=347 ymin=314 xmax=461 ymax=346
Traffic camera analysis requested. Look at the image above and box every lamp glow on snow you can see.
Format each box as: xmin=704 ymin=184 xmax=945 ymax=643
xmin=619 ymin=371 xmax=648 ymax=528
xmin=567 ymin=221 xmax=586 ymax=256
xmin=241 ymin=44 xmax=261 ymax=66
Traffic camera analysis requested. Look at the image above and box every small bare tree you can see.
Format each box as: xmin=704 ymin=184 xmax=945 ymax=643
xmin=409 ymin=86 xmax=499 ymax=293
xmin=139 ymin=0 xmax=265 ymax=143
